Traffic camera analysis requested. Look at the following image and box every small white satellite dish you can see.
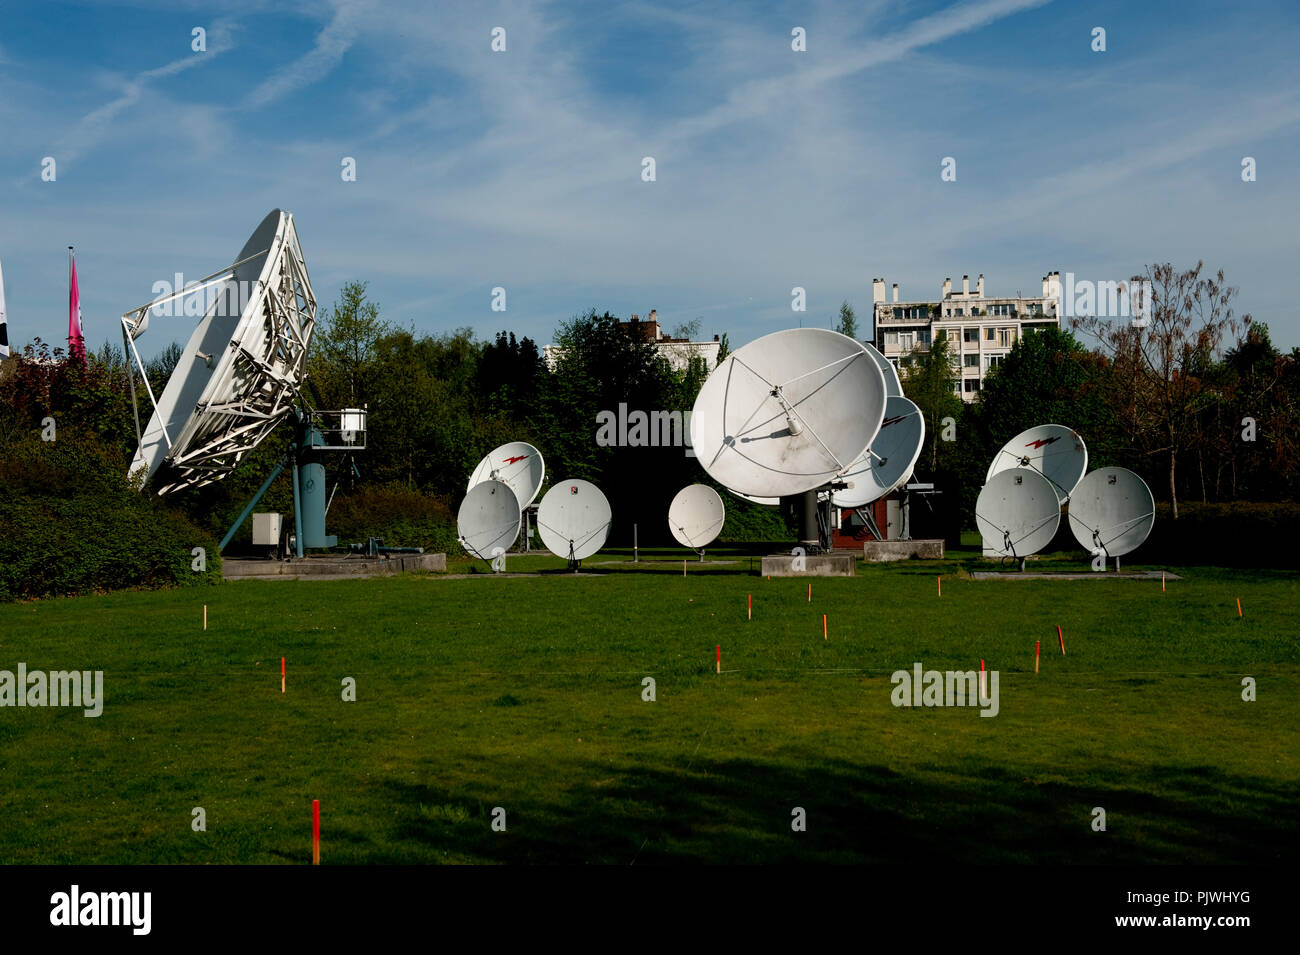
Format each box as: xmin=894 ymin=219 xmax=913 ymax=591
xmin=1067 ymin=467 xmax=1155 ymax=558
xmin=125 ymin=209 xmax=316 ymax=493
xmin=690 ymin=329 xmax=886 ymax=498
xmin=831 ymin=395 xmax=926 ymax=508
xmin=976 ymin=467 xmax=1061 ymax=558
xmin=986 ymin=424 xmax=1087 ymax=505
xmin=457 ymin=480 xmax=522 ymax=560
xmin=536 ymin=479 xmax=612 ymax=562
xmin=468 ymin=441 xmax=546 ymax=508
xmin=668 ymin=484 xmax=726 ymax=551
xmin=863 ymin=342 xmax=903 ymax=398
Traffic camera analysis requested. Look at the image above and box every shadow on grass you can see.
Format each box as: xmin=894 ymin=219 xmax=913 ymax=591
xmin=363 ymin=755 xmax=1299 ymax=864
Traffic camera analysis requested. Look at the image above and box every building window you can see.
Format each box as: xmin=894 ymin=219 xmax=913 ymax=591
xmin=985 ymin=354 xmax=1004 ymax=371
xmin=997 ymin=327 xmax=1015 ymax=347
xmin=964 ymin=354 xmax=979 ymax=368
xmin=985 ymin=327 xmax=995 ymax=341
xmin=918 ymin=328 xmax=931 ymax=345
xmin=898 ymin=331 xmax=915 ymax=351
xmin=893 ymin=308 xmax=903 ymax=319
xmin=884 ymin=330 xmax=898 ymax=347
xmin=963 ymin=379 xmax=980 ymax=393
xmin=954 ymin=308 xmax=964 ymax=316
xmin=963 ymin=328 xmax=978 ymax=344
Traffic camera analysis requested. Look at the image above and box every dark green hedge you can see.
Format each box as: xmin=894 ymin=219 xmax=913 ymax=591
xmin=717 ymin=493 xmax=793 ymax=543
xmin=1138 ymin=502 xmax=1300 ymax=568
xmin=326 ymin=482 xmax=463 ymax=555
xmin=0 ymin=435 xmax=222 ymax=601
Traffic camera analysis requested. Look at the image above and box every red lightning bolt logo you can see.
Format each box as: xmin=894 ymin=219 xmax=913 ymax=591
xmin=1026 ymin=436 xmax=1061 ymax=450
xmin=502 ymin=454 xmax=528 ymax=465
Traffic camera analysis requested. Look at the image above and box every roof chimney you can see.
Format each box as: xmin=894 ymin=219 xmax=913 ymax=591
xmin=943 ymin=277 xmax=952 ymax=298
xmin=873 ymin=278 xmax=885 ymax=304
xmin=892 ymin=283 xmax=899 ymax=303
xmin=962 ymin=275 xmax=970 ymax=296
xmin=977 ymin=274 xmax=984 ymax=297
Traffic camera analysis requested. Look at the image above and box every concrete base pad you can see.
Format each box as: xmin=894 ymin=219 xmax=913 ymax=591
xmin=223 ymin=553 xmax=446 ymax=580
xmin=863 ymin=539 xmax=945 ymax=562
xmin=760 ymin=553 xmax=856 ymax=577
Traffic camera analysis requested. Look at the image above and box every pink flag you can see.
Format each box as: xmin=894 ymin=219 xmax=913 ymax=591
xmin=68 ymin=249 xmax=86 ymax=365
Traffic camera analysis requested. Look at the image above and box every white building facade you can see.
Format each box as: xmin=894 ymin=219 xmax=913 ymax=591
xmin=543 ymin=310 xmax=721 ymax=373
xmin=872 ymin=273 xmax=1062 ymax=401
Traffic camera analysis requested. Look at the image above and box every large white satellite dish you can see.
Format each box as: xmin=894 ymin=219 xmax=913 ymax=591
xmin=986 ymin=424 xmax=1087 ymax=505
xmin=976 ymin=467 xmax=1061 ymax=559
xmin=457 ymin=480 xmax=522 ymax=560
xmin=468 ymin=441 xmax=546 ymax=508
xmin=831 ymin=395 xmax=925 ymax=508
xmin=668 ymin=484 xmax=726 ymax=551
xmin=536 ymin=479 xmax=612 ymax=562
xmin=124 ymin=209 xmax=316 ymax=493
xmin=690 ymin=329 xmax=886 ymax=498
xmin=863 ymin=342 xmax=903 ymax=398
xmin=1067 ymin=467 xmax=1155 ymax=558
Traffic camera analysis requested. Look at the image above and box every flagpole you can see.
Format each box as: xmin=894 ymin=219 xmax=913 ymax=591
xmin=67 ymin=245 xmax=85 ymax=367
xmin=0 ymin=255 xmax=9 ymax=359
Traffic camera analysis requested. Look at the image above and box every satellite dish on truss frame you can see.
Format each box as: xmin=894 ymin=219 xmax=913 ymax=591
xmin=119 ymin=210 xmax=393 ymax=560
xmin=668 ymin=484 xmax=726 ymax=555
xmin=122 ymin=209 xmax=315 ymax=494
xmin=457 ymin=480 xmax=522 ymax=561
xmin=1067 ymin=467 xmax=1155 ymax=565
xmin=831 ymin=395 xmax=925 ymax=508
xmin=468 ymin=441 xmax=546 ymax=509
xmin=986 ymin=424 xmax=1087 ymax=505
xmin=689 ymin=328 xmax=886 ymax=498
xmin=536 ymin=479 xmax=612 ymax=567
xmin=976 ymin=467 xmax=1061 ymax=562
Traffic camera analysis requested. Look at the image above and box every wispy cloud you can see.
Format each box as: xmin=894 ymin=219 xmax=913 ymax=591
xmin=244 ymin=0 xmax=367 ymax=108
xmin=56 ymin=18 xmax=237 ymax=164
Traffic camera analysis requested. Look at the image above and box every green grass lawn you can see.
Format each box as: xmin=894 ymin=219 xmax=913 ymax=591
xmin=0 ymin=546 xmax=1296 ymax=864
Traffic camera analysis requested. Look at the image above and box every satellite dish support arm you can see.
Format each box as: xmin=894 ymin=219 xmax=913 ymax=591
xmin=218 ymin=452 xmax=290 ymax=554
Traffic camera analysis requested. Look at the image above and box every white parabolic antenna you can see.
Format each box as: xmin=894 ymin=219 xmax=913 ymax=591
xmin=536 ymin=479 xmax=612 ymax=561
xmin=124 ymin=209 xmax=316 ymax=493
xmin=986 ymin=424 xmax=1087 ymax=505
xmin=1067 ymin=467 xmax=1155 ymax=557
xmin=468 ymin=441 xmax=546 ymax=508
xmin=976 ymin=467 xmax=1061 ymax=558
xmin=690 ymin=329 xmax=886 ymax=498
xmin=831 ymin=395 xmax=926 ymax=508
xmin=457 ymin=480 xmax=522 ymax=560
xmin=863 ymin=342 xmax=903 ymax=399
xmin=668 ymin=484 xmax=726 ymax=550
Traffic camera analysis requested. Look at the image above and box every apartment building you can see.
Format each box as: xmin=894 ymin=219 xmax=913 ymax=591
xmin=872 ymin=273 xmax=1062 ymax=401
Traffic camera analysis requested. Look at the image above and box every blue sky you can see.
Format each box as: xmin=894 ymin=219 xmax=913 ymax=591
xmin=2 ymin=0 xmax=1298 ymax=359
